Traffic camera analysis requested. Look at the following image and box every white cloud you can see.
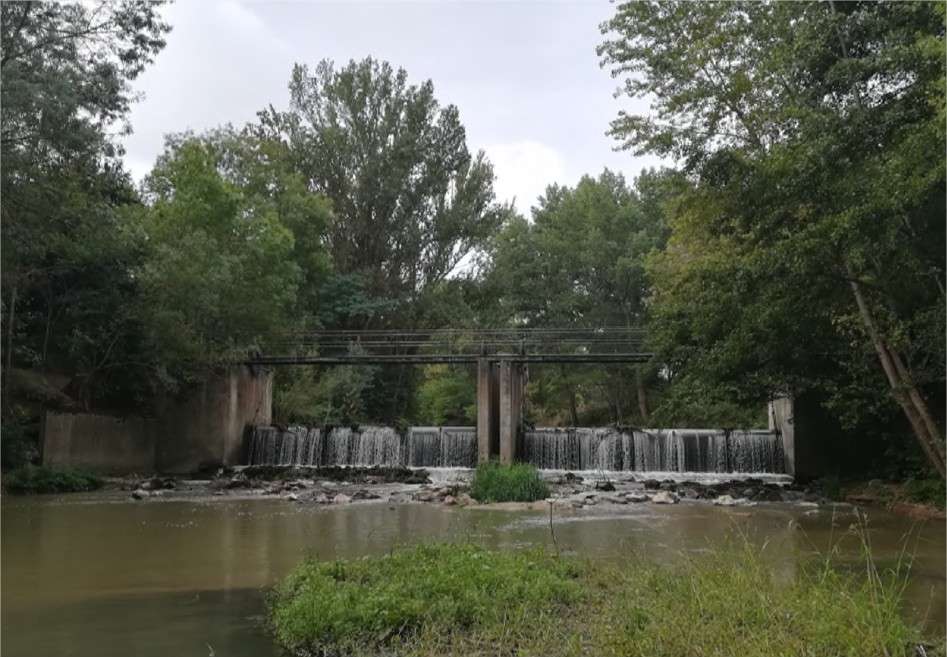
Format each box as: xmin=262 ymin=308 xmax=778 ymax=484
xmin=484 ymin=140 xmax=567 ymax=214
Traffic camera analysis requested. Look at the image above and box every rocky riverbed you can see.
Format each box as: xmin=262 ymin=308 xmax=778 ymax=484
xmin=109 ymin=466 xmax=847 ymax=513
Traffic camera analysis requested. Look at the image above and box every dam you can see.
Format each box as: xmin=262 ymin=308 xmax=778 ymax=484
xmin=245 ymin=424 xmax=785 ymax=474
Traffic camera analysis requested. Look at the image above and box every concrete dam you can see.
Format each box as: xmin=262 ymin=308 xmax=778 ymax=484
xmin=246 ymin=424 xmax=785 ymax=473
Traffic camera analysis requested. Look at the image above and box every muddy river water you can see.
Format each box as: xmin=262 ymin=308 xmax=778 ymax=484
xmin=2 ymin=493 xmax=944 ymax=656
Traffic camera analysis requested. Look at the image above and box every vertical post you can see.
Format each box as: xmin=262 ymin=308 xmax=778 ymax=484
xmin=477 ymin=358 xmax=498 ymax=463
xmin=499 ymin=360 xmax=524 ymax=464
xmin=769 ymin=397 xmax=794 ymax=476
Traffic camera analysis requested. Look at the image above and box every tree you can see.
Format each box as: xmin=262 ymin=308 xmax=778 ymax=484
xmin=482 ymin=170 xmax=674 ymax=425
xmin=257 ymin=57 xmax=504 ymax=324
xmin=134 ymin=134 xmax=311 ymax=389
xmin=601 ymin=1 xmax=946 ymax=475
xmin=1 ymin=1 xmax=169 ymax=407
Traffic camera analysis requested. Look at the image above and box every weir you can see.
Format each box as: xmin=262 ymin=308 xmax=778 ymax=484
xmin=246 ymin=424 xmax=785 ymax=473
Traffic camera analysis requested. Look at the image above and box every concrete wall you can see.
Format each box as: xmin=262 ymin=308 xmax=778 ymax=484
xmin=42 ymin=413 xmax=157 ymax=474
xmin=42 ymin=366 xmax=272 ymax=474
xmin=155 ymin=366 xmax=272 ymax=473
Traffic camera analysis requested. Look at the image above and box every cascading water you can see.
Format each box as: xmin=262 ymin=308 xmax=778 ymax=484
xmin=246 ymin=425 xmax=478 ymax=468
xmin=246 ymin=424 xmax=783 ymax=473
xmin=522 ymin=428 xmax=784 ymax=473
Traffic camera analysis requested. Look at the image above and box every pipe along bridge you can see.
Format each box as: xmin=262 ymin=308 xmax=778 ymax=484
xmin=245 ymin=327 xmax=651 ymax=464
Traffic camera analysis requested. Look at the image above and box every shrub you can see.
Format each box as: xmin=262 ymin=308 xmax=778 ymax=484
xmin=902 ymin=478 xmax=946 ymax=509
xmin=269 ymin=543 xmax=583 ymax=655
xmin=469 ymin=461 xmax=549 ymax=503
xmin=3 ymin=465 xmax=102 ymax=494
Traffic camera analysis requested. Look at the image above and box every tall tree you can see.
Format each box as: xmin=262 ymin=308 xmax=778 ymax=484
xmin=257 ymin=57 xmax=504 ymax=324
xmin=601 ymin=1 xmax=946 ymax=474
xmin=1 ymin=1 xmax=169 ymax=405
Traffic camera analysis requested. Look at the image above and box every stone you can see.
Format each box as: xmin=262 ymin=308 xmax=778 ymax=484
xmin=562 ymin=472 xmax=583 ymax=484
xmin=626 ymin=492 xmax=650 ymax=503
xmin=643 ymin=479 xmax=661 ymax=490
xmin=442 ymin=495 xmax=457 ymax=506
xmin=659 ymin=481 xmax=678 ymax=491
xmin=351 ymin=489 xmax=380 ymax=501
xmin=714 ymin=495 xmax=752 ymax=506
xmin=650 ymin=491 xmax=679 ymax=504
xmin=387 ymin=492 xmax=412 ymax=504
xmin=332 ymin=493 xmax=352 ymax=504
xmin=286 ymin=493 xmax=299 ymax=501
xmin=457 ymin=493 xmax=476 ymax=506
xmin=595 ymin=481 xmax=616 ymax=492
xmin=131 ymin=489 xmax=149 ymax=500
xmin=226 ymin=473 xmax=250 ymax=489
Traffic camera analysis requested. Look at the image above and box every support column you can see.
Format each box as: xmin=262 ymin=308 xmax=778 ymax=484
xmin=477 ymin=358 xmax=499 ymax=463
xmin=499 ymin=360 xmax=524 ymax=464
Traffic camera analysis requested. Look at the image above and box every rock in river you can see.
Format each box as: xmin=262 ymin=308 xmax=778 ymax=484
xmin=650 ymin=491 xmax=679 ymax=504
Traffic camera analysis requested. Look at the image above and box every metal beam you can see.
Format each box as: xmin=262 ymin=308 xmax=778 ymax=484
xmin=246 ymin=353 xmax=653 ymax=366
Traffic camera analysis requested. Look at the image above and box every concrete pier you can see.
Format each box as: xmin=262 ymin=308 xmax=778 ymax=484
xmin=476 ymin=358 xmax=499 ymax=462
xmin=476 ymin=358 xmax=526 ymax=464
xmin=498 ymin=361 xmax=525 ymax=464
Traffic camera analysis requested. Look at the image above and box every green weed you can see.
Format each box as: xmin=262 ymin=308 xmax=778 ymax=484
xmin=468 ymin=461 xmax=549 ymax=503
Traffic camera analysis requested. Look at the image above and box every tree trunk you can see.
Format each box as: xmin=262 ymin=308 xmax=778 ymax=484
xmin=635 ymin=366 xmax=650 ymax=425
xmin=848 ymin=273 xmax=946 ymax=478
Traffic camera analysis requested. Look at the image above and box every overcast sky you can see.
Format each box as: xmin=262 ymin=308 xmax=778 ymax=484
xmin=123 ymin=0 xmax=664 ymax=214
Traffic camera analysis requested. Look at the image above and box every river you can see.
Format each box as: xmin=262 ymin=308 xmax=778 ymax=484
xmin=2 ymin=493 xmax=944 ymax=656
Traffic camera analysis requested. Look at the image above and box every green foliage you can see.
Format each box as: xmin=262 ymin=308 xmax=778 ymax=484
xmin=415 ymin=365 xmax=476 ymax=425
xmin=3 ymin=465 xmax=102 ymax=495
xmin=601 ymin=1 xmax=946 ymax=468
xmin=258 ymin=56 xmax=504 ymax=309
xmin=1 ymin=1 xmax=170 ymax=410
xmin=269 ymin=543 xmax=583 ymax=655
xmin=469 ymin=462 xmax=549 ymax=503
xmin=482 ymin=169 xmax=677 ymax=425
xmin=271 ymin=541 xmax=932 ymax=657
xmin=902 ymin=478 xmax=946 ymax=510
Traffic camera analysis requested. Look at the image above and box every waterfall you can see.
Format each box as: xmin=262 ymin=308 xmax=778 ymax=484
xmin=522 ymin=427 xmax=783 ymax=473
xmin=246 ymin=424 xmax=782 ymax=473
xmin=246 ymin=425 xmax=477 ymax=468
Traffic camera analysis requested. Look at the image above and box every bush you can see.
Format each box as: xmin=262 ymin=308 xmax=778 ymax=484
xmin=469 ymin=462 xmax=549 ymax=503
xmin=902 ymin=478 xmax=946 ymax=509
xmin=3 ymin=465 xmax=103 ymax=494
xmin=269 ymin=543 xmax=583 ymax=655
xmin=270 ymin=541 xmax=934 ymax=657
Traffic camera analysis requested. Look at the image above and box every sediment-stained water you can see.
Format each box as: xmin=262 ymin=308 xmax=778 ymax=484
xmin=2 ymin=494 xmax=943 ymax=656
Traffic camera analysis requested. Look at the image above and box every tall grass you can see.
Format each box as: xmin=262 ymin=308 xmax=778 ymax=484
xmin=269 ymin=537 xmax=938 ymax=657
xmin=469 ymin=461 xmax=549 ymax=503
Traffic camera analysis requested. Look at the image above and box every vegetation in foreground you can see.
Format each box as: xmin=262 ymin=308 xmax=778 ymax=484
xmin=2 ymin=465 xmax=102 ymax=494
xmin=269 ymin=542 xmax=939 ymax=657
xmin=469 ymin=462 xmax=549 ymax=503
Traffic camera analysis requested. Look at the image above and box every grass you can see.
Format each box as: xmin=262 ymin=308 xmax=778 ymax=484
xmin=2 ymin=465 xmax=103 ymax=494
xmin=269 ymin=540 xmax=940 ymax=657
xmin=468 ymin=461 xmax=549 ymax=503
xmin=269 ymin=543 xmax=583 ymax=655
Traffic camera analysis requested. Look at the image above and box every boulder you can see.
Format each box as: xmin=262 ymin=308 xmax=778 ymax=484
xmin=130 ymin=489 xmax=149 ymax=500
xmin=714 ymin=495 xmax=752 ymax=506
xmin=643 ymin=479 xmax=661 ymax=490
xmin=650 ymin=491 xmax=679 ymax=504
xmin=595 ymin=480 xmax=616 ymax=492
xmin=626 ymin=492 xmax=650 ymax=503
xmin=442 ymin=495 xmax=457 ymax=506
xmin=351 ymin=489 xmax=380 ymax=501
xmin=332 ymin=493 xmax=352 ymax=504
